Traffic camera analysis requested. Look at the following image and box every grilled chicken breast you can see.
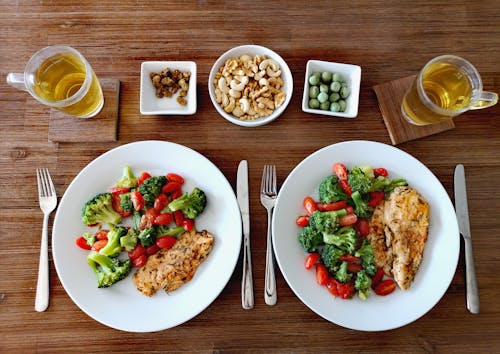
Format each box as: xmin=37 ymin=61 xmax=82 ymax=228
xmin=133 ymin=229 xmax=214 ymax=297
xmin=368 ymin=186 xmax=430 ymax=290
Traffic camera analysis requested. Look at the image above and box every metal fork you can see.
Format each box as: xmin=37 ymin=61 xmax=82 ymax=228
xmin=260 ymin=165 xmax=278 ymax=305
xmin=35 ymin=168 xmax=57 ymax=312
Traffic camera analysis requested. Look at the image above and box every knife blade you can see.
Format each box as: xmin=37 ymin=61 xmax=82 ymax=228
xmin=454 ymin=164 xmax=480 ymax=314
xmin=237 ymin=160 xmax=254 ymax=310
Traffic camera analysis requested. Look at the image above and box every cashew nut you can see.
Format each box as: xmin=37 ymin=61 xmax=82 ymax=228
xmin=259 ymin=59 xmax=281 ymax=77
xmin=239 ymin=98 xmax=250 ymax=113
xmin=223 ymin=96 xmax=236 ymax=113
xmin=229 ymin=88 xmax=242 ymax=99
xmin=218 ymin=77 xmax=229 ymax=93
xmin=222 ymin=93 xmax=229 ymax=107
xmin=230 ymin=76 xmax=249 ymax=91
xmin=215 ymin=88 xmax=223 ymax=104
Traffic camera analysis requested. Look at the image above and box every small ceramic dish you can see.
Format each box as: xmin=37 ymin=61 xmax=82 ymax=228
xmin=208 ymin=44 xmax=293 ymax=127
xmin=302 ymin=60 xmax=361 ymax=118
xmin=140 ymin=61 xmax=197 ymax=115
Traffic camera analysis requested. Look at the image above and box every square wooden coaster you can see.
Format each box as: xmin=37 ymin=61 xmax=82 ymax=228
xmin=373 ymin=75 xmax=454 ymax=145
xmin=48 ymin=78 xmax=120 ymax=142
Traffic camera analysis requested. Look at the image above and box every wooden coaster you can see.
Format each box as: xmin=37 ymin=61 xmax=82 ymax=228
xmin=373 ymin=75 xmax=454 ymax=145
xmin=48 ymin=78 xmax=120 ymax=142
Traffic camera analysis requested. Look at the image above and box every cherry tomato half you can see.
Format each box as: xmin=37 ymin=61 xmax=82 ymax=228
xmin=91 ymin=239 xmax=108 ymax=252
xmin=337 ymin=281 xmax=355 ymax=299
xmin=112 ymin=193 xmax=132 ymax=218
xmin=156 ymin=235 xmax=177 ymax=249
xmin=132 ymin=254 xmax=147 ymax=268
xmin=303 ymin=196 xmax=318 ymax=216
xmin=153 ymin=193 xmax=169 ymax=212
xmin=296 ymin=215 xmax=309 ymax=227
xmin=182 ymin=218 xmax=195 ymax=231
xmin=316 ymin=200 xmax=348 ymax=211
xmin=338 ymin=179 xmax=352 ymax=197
xmin=371 ymin=268 xmax=385 ymax=290
xmin=354 ymin=218 xmax=370 ymax=237
xmin=368 ymin=191 xmax=385 ymax=208
xmin=173 ymin=210 xmax=184 ymax=226
xmin=162 ymin=181 xmax=182 ymax=194
xmin=305 ymin=253 xmax=320 ymax=270
xmin=146 ymin=244 xmax=160 ymax=256
xmin=373 ymin=167 xmax=388 ymax=177
xmin=374 ymin=279 xmax=396 ymax=296
xmin=136 ymin=172 xmax=151 ymax=186
xmin=326 ymin=277 xmax=340 ymax=297
xmin=339 ymin=213 xmax=358 ymax=226
xmin=128 ymin=244 xmax=146 ymax=260
xmin=166 ymin=173 xmax=185 ymax=185
xmin=154 ymin=212 xmax=173 ymax=226
xmin=76 ymin=236 xmax=91 ymax=250
xmin=130 ymin=191 xmax=145 ymax=211
xmin=333 ymin=163 xmax=348 ymax=180
xmin=315 ymin=263 xmax=329 ymax=286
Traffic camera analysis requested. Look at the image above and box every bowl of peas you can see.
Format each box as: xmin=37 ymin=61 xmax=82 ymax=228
xmin=302 ymin=60 xmax=361 ymax=118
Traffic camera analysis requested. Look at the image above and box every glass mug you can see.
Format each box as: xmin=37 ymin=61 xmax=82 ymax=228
xmin=401 ymin=55 xmax=498 ymax=125
xmin=6 ymin=45 xmax=104 ymax=118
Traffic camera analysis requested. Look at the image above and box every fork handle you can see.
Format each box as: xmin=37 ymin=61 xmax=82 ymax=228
xmin=35 ymin=213 xmax=49 ymax=312
xmin=264 ymin=209 xmax=277 ymax=306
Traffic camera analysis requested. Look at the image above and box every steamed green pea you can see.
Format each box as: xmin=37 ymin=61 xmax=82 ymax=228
xmin=317 ymin=92 xmax=329 ymax=103
xmin=308 ymin=72 xmax=321 ymax=86
xmin=321 ymin=71 xmax=332 ymax=83
xmin=330 ymin=102 xmax=341 ymax=112
xmin=319 ymin=84 xmax=329 ymax=93
xmin=330 ymin=81 xmax=341 ymax=93
xmin=332 ymin=73 xmax=343 ymax=82
xmin=329 ymin=92 xmax=340 ymax=102
xmin=308 ymin=98 xmax=320 ymax=109
xmin=320 ymin=101 xmax=330 ymax=110
xmin=338 ymin=99 xmax=347 ymax=112
xmin=309 ymin=85 xmax=320 ymax=99
xmin=340 ymin=86 xmax=350 ymax=99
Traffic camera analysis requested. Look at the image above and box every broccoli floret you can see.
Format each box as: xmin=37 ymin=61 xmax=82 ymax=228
xmin=82 ymin=232 xmax=96 ymax=247
xmin=138 ymin=175 xmax=167 ymax=208
xmin=371 ymin=176 xmax=407 ymax=193
xmin=298 ymin=225 xmax=323 ymax=253
xmin=82 ymin=193 xmax=123 ymax=226
xmin=322 ymin=226 xmax=358 ymax=254
xmin=355 ymin=270 xmax=372 ymax=299
xmin=309 ymin=209 xmax=348 ymax=235
xmin=355 ymin=239 xmax=377 ymax=276
xmin=335 ymin=261 xmax=353 ymax=283
xmin=87 ymin=251 xmax=132 ymax=288
xmin=156 ymin=225 xmax=186 ymax=237
xmin=318 ymin=175 xmax=347 ymax=203
xmin=99 ymin=226 xmax=127 ymax=257
xmin=168 ymin=187 xmax=207 ymax=219
xmin=116 ymin=165 xmax=137 ymax=189
xmin=347 ymin=167 xmax=373 ymax=194
xmin=132 ymin=210 xmax=142 ymax=230
xmin=119 ymin=192 xmax=133 ymax=213
xmin=351 ymin=191 xmax=373 ymax=219
xmin=321 ymin=243 xmax=344 ymax=273
xmin=138 ymin=227 xmax=157 ymax=247
xmin=120 ymin=228 xmax=139 ymax=251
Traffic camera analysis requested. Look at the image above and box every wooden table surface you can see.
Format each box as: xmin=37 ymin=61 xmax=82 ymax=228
xmin=1 ymin=1 xmax=499 ymax=352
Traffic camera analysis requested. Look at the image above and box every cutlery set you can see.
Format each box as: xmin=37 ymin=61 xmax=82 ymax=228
xmin=34 ymin=162 xmax=480 ymax=314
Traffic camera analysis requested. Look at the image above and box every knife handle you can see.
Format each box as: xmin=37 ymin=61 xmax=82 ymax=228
xmin=464 ymin=237 xmax=480 ymax=314
xmin=241 ymin=233 xmax=254 ymax=310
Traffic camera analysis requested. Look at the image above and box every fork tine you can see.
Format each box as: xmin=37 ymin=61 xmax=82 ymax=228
xmin=36 ymin=168 xmax=43 ymax=197
xmin=45 ymin=169 xmax=56 ymax=196
xmin=271 ymin=165 xmax=277 ymax=195
xmin=261 ymin=165 xmax=267 ymax=193
xmin=265 ymin=165 xmax=272 ymax=194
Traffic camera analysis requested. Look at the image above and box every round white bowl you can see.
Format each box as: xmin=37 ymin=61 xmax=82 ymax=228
xmin=208 ymin=44 xmax=293 ymax=127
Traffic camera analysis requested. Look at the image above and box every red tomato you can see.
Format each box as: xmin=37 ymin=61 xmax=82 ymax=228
xmin=76 ymin=236 xmax=91 ymax=250
xmin=371 ymin=268 xmax=385 ymax=289
xmin=333 ymin=163 xmax=348 ymax=180
xmin=339 ymin=213 xmax=357 ymax=226
xmin=132 ymin=254 xmax=147 ymax=268
xmin=136 ymin=172 xmax=151 ymax=186
xmin=345 ymin=206 xmax=355 ymax=214
xmin=316 ymin=200 xmax=348 ymax=211
xmin=303 ymin=196 xmax=318 ymax=215
xmin=296 ymin=215 xmax=309 ymax=227
xmin=326 ymin=277 xmax=340 ymax=296
xmin=337 ymin=281 xmax=355 ymax=299
xmin=305 ymin=253 xmax=321 ymax=270
xmin=171 ymin=188 xmax=183 ymax=200
xmin=112 ymin=193 xmax=132 ymax=217
xmin=130 ymin=191 xmax=145 ymax=211
xmin=146 ymin=244 xmax=160 ymax=256
xmin=338 ymin=179 xmax=352 ymax=197
xmin=173 ymin=210 xmax=184 ymax=226
xmin=315 ymin=263 xmax=329 ymax=286
xmin=128 ymin=244 xmax=146 ymax=260
xmin=154 ymin=212 xmax=173 ymax=226
xmin=354 ymin=218 xmax=370 ymax=237
xmin=167 ymin=173 xmax=184 ymax=185
xmin=145 ymin=208 xmax=159 ymax=225
xmin=153 ymin=193 xmax=169 ymax=212
xmin=373 ymin=167 xmax=388 ymax=177
xmin=95 ymin=230 xmax=109 ymax=241
xmin=156 ymin=235 xmax=177 ymax=249
xmin=374 ymin=279 xmax=396 ymax=296
xmin=368 ymin=191 xmax=385 ymax=207
xmin=182 ymin=218 xmax=195 ymax=231
xmin=109 ymin=186 xmax=130 ymax=194
xmin=91 ymin=239 xmax=108 ymax=252
xmin=346 ymin=262 xmax=363 ymax=273
xmin=162 ymin=181 xmax=182 ymax=194
xmin=340 ymin=254 xmax=360 ymax=263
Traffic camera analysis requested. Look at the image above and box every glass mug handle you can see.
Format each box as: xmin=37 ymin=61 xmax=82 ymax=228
xmin=470 ymin=91 xmax=498 ymax=110
xmin=6 ymin=73 xmax=28 ymax=92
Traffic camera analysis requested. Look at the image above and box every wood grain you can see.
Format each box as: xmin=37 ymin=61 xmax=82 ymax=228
xmin=1 ymin=1 xmax=499 ymax=353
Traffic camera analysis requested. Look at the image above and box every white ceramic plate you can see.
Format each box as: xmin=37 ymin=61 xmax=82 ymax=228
xmin=52 ymin=141 xmax=241 ymax=332
xmin=272 ymin=140 xmax=459 ymax=331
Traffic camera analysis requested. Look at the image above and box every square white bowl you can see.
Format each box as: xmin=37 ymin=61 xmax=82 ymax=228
xmin=302 ymin=60 xmax=361 ymax=118
xmin=140 ymin=61 xmax=197 ymax=115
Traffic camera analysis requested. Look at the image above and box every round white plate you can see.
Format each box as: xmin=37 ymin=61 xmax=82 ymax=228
xmin=52 ymin=141 xmax=241 ymax=332
xmin=272 ymin=140 xmax=459 ymax=331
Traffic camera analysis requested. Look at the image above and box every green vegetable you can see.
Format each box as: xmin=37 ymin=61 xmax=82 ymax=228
xmin=317 ymin=92 xmax=329 ymax=103
xmin=371 ymin=176 xmax=407 ymax=193
xmin=307 ymin=71 xmax=349 ymax=113
xmin=87 ymin=251 xmax=132 ymax=288
xmin=119 ymin=192 xmax=133 ymax=213
xmin=355 ymin=239 xmax=377 ymax=276
xmin=330 ymin=81 xmax=341 ymax=93
xmin=347 ymin=167 xmax=373 ymax=194
xmin=138 ymin=227 xmax=157 ymax=247
xmin=137 ymin=175 xmax=167 ymax=208
xmin=350 ymin=191 xmax=373 ymax=219
xmin=321 ymin=71 xmax=332 ymax=83
xmin=330 ymin=102 xmax=340 ymax=112
xmin=99 ymin=226 xmax=127 ymax=257
xmin=156 ymin=225 xmax=186 ymax=238
xmin=340 ymin=85 xmax=350 ymax=99
xmin=320 ymin=243 xmax=344 ymax=273
xmin=354 ymin=270 xmax=372 ymax=300
xmin=335 ymin=261 xmax=352 ymax=282
xmin=116 ymin=165 xmax=137 ymax=189
xmin=81 ymin=193 xmax=122 ymax=226
xmin=298 ymin=225 xmax=323 ymax=253
xmin=332 ymin=73 xmax=343 ymax=82
xmin=120 ymin=228 xmax=139 ymax=251
xmin=168 ymin=187 xmax=207 ymax=219
xmin=308 ymin=72 xmax=320 ymax=85
xmin=329 ymin=92 xmax=340 ymax=102
xmin=322 ymin=226 xmax=358 ymax=253
xmin=82 ymin=232 xmax=96 ymax=247
xmin=309 ymin=86 xmax=319 ymax=99
xmin=309 ymin=98 xmax=320 ymax=109
xmin=338 ymin=100 xmax=346 ymax=112
xmin=318 ymin=175 xmax=347 ymax=203
xmin=309 ymin=209 xmax=347 ymax=236
xmin=320 ymin=101 xmax=330 ymax=110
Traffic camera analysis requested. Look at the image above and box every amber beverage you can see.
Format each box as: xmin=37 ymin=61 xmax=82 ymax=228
xmin=7 ymin=46 xmax=104 ymax=118
xmin=401 ymin=55 xmax=497 ymax=125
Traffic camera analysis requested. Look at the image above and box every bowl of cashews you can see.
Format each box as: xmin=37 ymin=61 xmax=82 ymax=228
xmin=208 ymin=44 xmax=293 ymax=127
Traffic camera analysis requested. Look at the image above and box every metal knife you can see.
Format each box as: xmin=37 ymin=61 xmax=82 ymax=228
xmin=454 ymin=164 xmax=480 ymax=314
xmin=237 ymin=160 xmax=254 ymax=310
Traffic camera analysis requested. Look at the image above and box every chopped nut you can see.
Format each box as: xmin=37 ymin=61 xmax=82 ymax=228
xmin=150 ymin=68 xmax=191 ymax=106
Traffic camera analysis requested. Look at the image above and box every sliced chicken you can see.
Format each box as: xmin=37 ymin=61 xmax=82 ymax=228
xmin=367 ymin=201 xmax=393 ymax=276
xmin=133 ymin=229 xmax=214 ymax=297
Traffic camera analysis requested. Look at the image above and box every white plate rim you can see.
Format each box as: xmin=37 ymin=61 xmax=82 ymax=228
xmin=272 ymin=140 xmax=459 ymax=331
xmin=52 ymin=140 xmax=241 ymax=332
